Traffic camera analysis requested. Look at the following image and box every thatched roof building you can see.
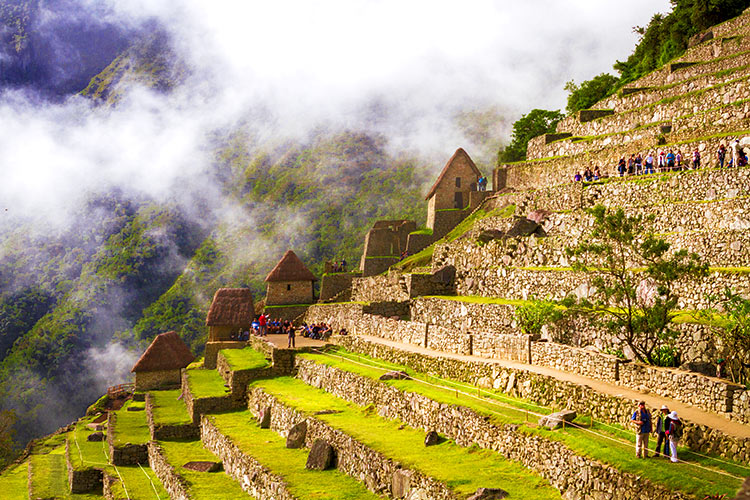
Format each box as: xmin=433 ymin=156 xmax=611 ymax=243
xmin=264 ymin=250 xmax=316 ymax=306
xmin=131 ymin=331 xmax=195 ymax=390
xmin=265 ymin=250 xmax=317 ymax=283
xmin=205 ymin=288 xmax=255 ymax=341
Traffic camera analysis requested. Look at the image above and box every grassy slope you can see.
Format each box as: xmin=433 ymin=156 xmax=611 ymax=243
xmin=298 ymin=349 xmax=746 ymax=498
xmin=149 ymin=389 xmax=192 ymax=426
xmin=211 ymin=412 xmax=382 ymax=500
xmin=219 ymin=348 xmax=271 ymax=371
xmin=252 ymin=377 xmax=561 ymax=499
xmin=186 ymin=368 xmax=230 ymax=399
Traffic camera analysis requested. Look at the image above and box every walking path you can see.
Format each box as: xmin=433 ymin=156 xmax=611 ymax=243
xmin=358 ymin=334 xmax=750 ymax=440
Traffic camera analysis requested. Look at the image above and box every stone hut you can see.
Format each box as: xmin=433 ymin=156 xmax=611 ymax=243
xmin=424 ymin=148 xmax=488 ymax=239
xmin=205 ymin=288 xmax=255 ymax=341
xmin=131 ymin=331 xmax=195 ymax=391
xmin=265 ymin=250 xmax=317 ymax=305
xmin=359 ymin=220 xmax=417 ymax=276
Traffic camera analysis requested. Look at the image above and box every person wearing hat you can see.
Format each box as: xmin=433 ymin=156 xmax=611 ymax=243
xmin=653 ymin=405 xmax=671 ymax=458
xmin=630 ymin=401 xmax=652 ymax=458
xmin=665 ymin=410 xmax=682 ymax=463
xmin=731 ymin=139 xmax=742 ymax=168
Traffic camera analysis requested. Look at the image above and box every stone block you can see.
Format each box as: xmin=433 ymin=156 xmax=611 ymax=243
xmin=259 ymin=407 xmax=271 ymax=428
xmin=467 ymin=488 xmax=509 ymax=500
xmin=424 ymin=430 xmax=439 ymax=446
xmin=286 ymin=421 xmax=307 ymax=449
xmin=392 ymin=469 xmax=413 ymax=498
xmin=538 ymin=410 xmax=577 ymax=430
xmin=305 ymin=439 xmax=334 ymax=470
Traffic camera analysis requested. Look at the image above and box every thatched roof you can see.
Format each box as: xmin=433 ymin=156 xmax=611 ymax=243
xmin=425 ymin=148 xmax=482 ymax=200
xmin=265 ymin=250 xmax=317 ymax=282
xmin=131 ymin=331 xmax=195 ymax=373
xmin=205 ymin=288 xmax=255 ymax=326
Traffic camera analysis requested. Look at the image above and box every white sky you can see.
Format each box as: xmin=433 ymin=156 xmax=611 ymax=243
xmin=0 ymin=0 xmax=672 ymax=226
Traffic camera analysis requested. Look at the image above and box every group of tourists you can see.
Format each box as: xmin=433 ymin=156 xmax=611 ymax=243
xmin=330 ymin=259 xmax=347 ymax=272
xmin=573 ymin=139 xmax=747 ymax=182
xmin=631 ymin=401 xmax=683 ymax=463
xmin=477 ymin=176 xmax=489 ymax=191
xmin=300 ymin=322 xmax=333 ymax=341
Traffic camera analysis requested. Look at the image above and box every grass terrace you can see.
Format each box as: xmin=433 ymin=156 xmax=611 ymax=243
xmin=210 ymin=412 xmax=383 ymax=500
xmin=186 ymin=368 xmax=230 ymax=399
xmin=219 ymin=347 xmax=271 ymax=372
xmin=158 ymin=439 xmax=253 ymax=499
xmin=0 ymin=463 xmax=30 ymax=500
xmin=149 ymin=389 xmax=193 ymax=426
xmin=297 ymin=348 xmax=748 ymax=498
xmin=29 ymin=451 xmax=69 ymax=499
xmin=251 ymin=377 xmax=562 ymax=500
xmin=112 ymin=404 xmax=150 ymax=447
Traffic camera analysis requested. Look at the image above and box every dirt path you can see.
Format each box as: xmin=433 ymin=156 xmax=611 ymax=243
xmin=265 ymin=332 xmax=327 ymax=349
xmin=358 ymin=334 xmax=750 ymax=440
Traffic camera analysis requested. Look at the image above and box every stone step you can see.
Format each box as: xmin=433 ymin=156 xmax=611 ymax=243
xmin=550 ymin=74 xmax=750 ymax=140
xmin=246 ymin=376 xmax=562 ymax=500
xmin=202 ymin=411 xmax=381 ymax=500
xmin=529 ymin=98 xmax=750 ymax=161
xmin=148 ymin=438 xmax=253 ymax=499
xmin=146 ymin=389 xmax=199 ymax=441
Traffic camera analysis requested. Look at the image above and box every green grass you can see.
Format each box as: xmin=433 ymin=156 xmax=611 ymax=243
xmin=113 ymin=406 xmax=150 ymax=446
xmin=265 ymin=303 xmax=313 ymax=308
xmin=409 ymin=228 xmax=433 ymax=236
xmin=423 ymin=295 xmax=527 ymax=306
xmin=210 ymin=412 xmax=382 ymax=499
xmin=158 ymin=439 xmax=250 ymax=499
xmin=252 ymin=377 xmax=561 ymax=499
xmin=186 ymin=368 xmax=230 ymax=399
xmin=0 ymin=463 xmax=32 ymax=500
xmin=297 ymin=349 xmax=747 ymax=498
xmin=67 ymin=417 xmax=167 ymax=498
xmin=149 ymin=389 xmax=193 ymax=426
xmin=219 ymin=348 xmax=271 ymax=372
xmin=29 ymin=450 xmax=68 ymax=499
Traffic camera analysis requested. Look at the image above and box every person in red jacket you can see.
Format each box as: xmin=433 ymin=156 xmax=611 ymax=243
xmin=258 ymin=314 xmax=267 ymax=337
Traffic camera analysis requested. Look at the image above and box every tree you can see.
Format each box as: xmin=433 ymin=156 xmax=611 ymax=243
xmin=515 ymin=297 xmax=563 ymax=338
xmin=566 ymin=205 xmax=708 ymax=365
xmin=700 ymin=288 xmax=750 ymax=385
xmin=564 ymin=73 xmax=620 ymax=115
xmin=498 ymin=109 xmax=563 ymax=163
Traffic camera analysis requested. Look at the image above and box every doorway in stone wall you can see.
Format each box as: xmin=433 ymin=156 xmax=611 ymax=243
xmin=454 ymin=191 xmax=463 ymax=208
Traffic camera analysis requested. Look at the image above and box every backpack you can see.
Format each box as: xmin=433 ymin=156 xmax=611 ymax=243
xmin=672 ymin=420 xmax=683 ymax=440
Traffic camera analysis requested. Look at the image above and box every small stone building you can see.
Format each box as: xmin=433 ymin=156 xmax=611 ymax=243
xmin=205 ymin=288 xmax=255 ymax=341
xmin=265 ymin=250 xmax=317 ymax=305
xmin=359 ymin=220 xmax=417 ymax=276
xmin=425 ymin=148 xmax=487 ymax=239
xmin=131 ymin=331 xmax=195 ymax=391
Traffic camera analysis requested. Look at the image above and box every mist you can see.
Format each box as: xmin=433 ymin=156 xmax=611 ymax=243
xmin=0 ymin=0 xmax=672 ymax=444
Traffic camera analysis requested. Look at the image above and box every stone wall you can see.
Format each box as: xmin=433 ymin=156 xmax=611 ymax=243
xmin=66 ymin=439 xmax=102 ymax=493
xmin=247 ymin=386 xmax=457 ymax=500
xmin=107 ymin=412 xmax=148 ymax=466
xmin=333 ymin=335 xmax=750 ymax=465
xmin=319 ymin=272 xmax=358 ymax=302
xmin=265 ymin=280 xmax=314 ymax=306
xmin=200 ymin=417 xmax=295 ymax=500
xmin=458 ymin=266 xmax=750 ymax=310
xmin=618 ymin=363 xmax=747 ymax=419
xmin=215 ymin=351 xmax=273 ymax=398
xmin=204 ymin=341 xmax=246 ymax=370
xmin=134 ymin=369 xmax=181 ymax=392
xmin=181 ymin=370 xmax=243 ymax=424
xmin=472 ymin=333 xmax=531 ymax=363
xmin=530 ymin=341 xmax=620 ymax=381
xmin=410 ymin=297 xmax=517 ymax=335
xmin=294 ymin=357 xmax=690 ymax=500
xmin=263 ymin=304 xmax=310 ymax=323
xmin=425 ymin=324 xmax=470 ymax=355
xmin=145 ymin=394 xmax=199 ymax=441
xmin=352 ymin=273 xmax=408 ymax=302
xmin=147 ymin=441 xmax=191 ymax=500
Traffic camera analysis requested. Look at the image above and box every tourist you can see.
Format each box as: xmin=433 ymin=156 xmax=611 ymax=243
xmin=617 ymin=158 xmax=627 ymax=177
xmin=717 ymin=144 xmax=727 ymax=168
xmin=626 ymin=154 xmax=635 ymax=176
xmin=287 ymin=322 xmax=296 ymax=348
xmin=658 ymin=150 xmax=666 ymax=172
xmin=583 ymin=168 xmax=593 ymax=182
xmin=692 ymin=148 xmax=701 ymax=169
xmin=653 ymin=405 xmax=671 ymax=458
xmin=593 ymin=166 xmax=602 ymax=180
xmin=666 ymin=149 xmax=676 ymax=171
xmin=634 ymin=154 xmax=643 ymax=175
xmin=630 ymin=401 xmax=652 ymax=458
xmin=341 ymin=258 xmax=347 ymax=272
xmin=666 ymin=411 xmax=682 ymax=463
xmin=740 ymin=150 xmax=749 ymax=167
xmin=645 ymin=152 xmax=654 ymax=174
xmin=574 ymin=171 xmax=582 ymax=182
xmin=478 ymin=176 xmax=487 ymax=191
xmin=258 ymin=313 xmax=267 ymax=337
xmin=732 ymin=139 xmax=742 ymax=167
xmin=716 ymin=358 xmax=726 ymax=378
xmin=676 ymin=150 xmax=683 ymax=170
